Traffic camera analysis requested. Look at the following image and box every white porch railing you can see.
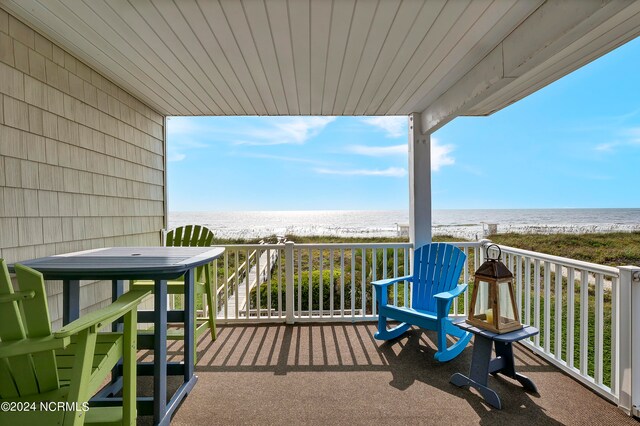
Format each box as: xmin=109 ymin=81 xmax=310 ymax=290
xmin=492 ymin=245 xmax=621 ymax=405
xmin=210 ymin=241 xmax=482 ymax=323
xmin=202 ymin=239 xmax=638 ymax=415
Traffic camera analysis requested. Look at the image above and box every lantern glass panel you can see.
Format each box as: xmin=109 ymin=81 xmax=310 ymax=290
xmin=498 ymin=281 xmax=516 ymax=324
xmin=472 ymin=280 xmax=491 ymax=322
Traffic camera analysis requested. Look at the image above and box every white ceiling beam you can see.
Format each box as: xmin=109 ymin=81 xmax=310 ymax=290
xmin=419 ymin=0 xmax=640 ymax=134
xmin=419 ymin=45 xmax=514 ymax=135
xmin=469 ymin=1 xmax=640 ymax=116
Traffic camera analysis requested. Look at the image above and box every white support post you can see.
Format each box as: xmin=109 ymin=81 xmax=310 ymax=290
xmin=285 ymin=241 xmax=295 ymax=324
xmin=408 ymin=113 xmax=432 ymax=248
xmin=617 ymin=266 xmax=640 ymax=415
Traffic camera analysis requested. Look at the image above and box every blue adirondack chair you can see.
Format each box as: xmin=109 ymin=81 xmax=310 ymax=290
xmin=372 ymin=243 xmax=472 ymax=362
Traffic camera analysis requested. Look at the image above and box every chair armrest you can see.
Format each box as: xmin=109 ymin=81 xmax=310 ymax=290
xmin=54 ymin=290 xmax=150 ymax=338
xmin=434 ymin=284 xmax=468 ymax=300
xmin=0 ymin=335 xmax=70 ymax=359
xmin=0 ymin=290 xmax=35 ymax=304
xmin=371 ymin=275 xmax=413 ymax=288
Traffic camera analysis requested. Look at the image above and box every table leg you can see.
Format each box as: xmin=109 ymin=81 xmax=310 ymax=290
xmin=183 ymin=268 xmax=195 ymax=378
xmin=62 ymin=279 xmax=80 ymax=325
xmin=493 ymin=341 xmax=538 ymax=393
xmin=450 ymin=335 xmax=502 ymax=409
xmin=154 ymin=279 xmax=168 ymax=425
xmin=112 ymin=280 xmax=124 ymax=332
xmin=111 ymin=280 xmax=125 ymax=385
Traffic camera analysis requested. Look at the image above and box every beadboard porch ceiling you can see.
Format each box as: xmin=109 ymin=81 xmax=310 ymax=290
xmin=2 ymin=0 xmax=640 ymax=132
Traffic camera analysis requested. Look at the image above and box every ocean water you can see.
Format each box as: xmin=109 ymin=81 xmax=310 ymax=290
xmin=168 ymin=208 xmax=640 ymax=240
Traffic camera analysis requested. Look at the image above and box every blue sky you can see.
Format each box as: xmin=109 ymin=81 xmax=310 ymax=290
xmin=167 ymin=37 xmax=640 ymax=212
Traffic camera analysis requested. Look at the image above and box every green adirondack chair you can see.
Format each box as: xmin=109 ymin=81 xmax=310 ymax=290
xmin=131 ymin=225 xmax=217 ymax=352
xmin=0 ymin=259 xmax=149 ymax=426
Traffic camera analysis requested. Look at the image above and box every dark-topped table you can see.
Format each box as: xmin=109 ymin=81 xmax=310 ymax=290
xmin=12 ymin=246 xmax=225 ymax=426
xmin=450 ymin=322 xmax=539 ymax=409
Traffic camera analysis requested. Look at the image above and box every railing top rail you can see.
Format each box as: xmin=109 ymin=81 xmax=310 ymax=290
xmin=442 ymin=241 xmax=484 ymax=248
xmin=494 ymin=244 xmax=619 ymax=276
xmin=292 ymin=242 xmax=413 ymax=249
xmin=214 ymin=241 xmax=482 ymax=250
xmin=216 ymin=243 xmax=285 ymax=250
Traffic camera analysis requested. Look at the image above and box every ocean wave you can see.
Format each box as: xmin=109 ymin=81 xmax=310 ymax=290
xmin=169 ymin=209 xmax=640 ymax=240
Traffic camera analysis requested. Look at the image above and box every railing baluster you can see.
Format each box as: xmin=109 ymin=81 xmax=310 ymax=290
xmin=329 ymin=249 xmax=334 ymax=318
xmin=534 ymin=259 xmax=541 ymax=346
xmin=595 ymin=273 xmax=604 ymax=385
xmin=610 ymin=275 xmax=618 ymax=393
xmin=278 ymin=247 xmax=282 ymax=318
xmin=285 ymin=243 xmax=293 ymax=323
xmin=223 ymin=254 xmax=228 ymax=320
xmin=372 ymin=248 xmax=377 ymax=317
xmin=383 ymin=248 xmax=388 ymax=280
xmin=319 ymin=249 xmax=324 ymax=318
xmin=340 ymin=248 xmax=345 ymax=318
xmin=393 ymin=248 xmax=398 ymax=306
xmin=297 ymin=248 xmax=302 ymax=318
xmin=256 ymin=249 xmax=261 ymax=319
xmin=351 ymin=249 xmax=356 ymax=318
xmin=580 ymin=269 xmax=589 ymax=376
xmin=233 ymin=250 xmax=239 ymax=319
xmin=525 ymin=256 xmax=531 ymax=327
xmin=554 ymin=263 xmax=563 ymax=360
xmin=544 ymin=260 xmax=551 ymax=352
xmin=567 ymin=268 xmax=575 ymax=369
xmin=267 ymin=249 xmax=271 ymax=318
xmin=245 ymin=249 xmax=250 ymax=318
xmin=361 ymin=247 xmax=366 ymax=317
xmin=505 ymin=253 xmax=513 ymax=321
xmin=308 ymin=248 xmax=313 ymax=318
xmin=459 ymin=247 xmax=469 ymax=316
xmin=516 ymin=255 xmax=522 ymax=320
xmin=456 ymin=247 xmax=473 ymax=316
xmin=404 ymin=247 xmax=409 ymax=308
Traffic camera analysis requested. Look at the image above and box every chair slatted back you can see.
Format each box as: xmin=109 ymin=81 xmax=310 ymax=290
xmin=166 ymin=225 xmax=214 ymax=248
xmin=411 ymin=243 xmax=466 ymax=313
xmin=0 ymin=260 xmax=58 ymax=398
xmin=166 ymin=226 xmax=214 ymax=281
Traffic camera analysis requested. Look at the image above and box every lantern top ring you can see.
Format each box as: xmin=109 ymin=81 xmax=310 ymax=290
xmin=485 ymin=243 xmax=502 ymax=261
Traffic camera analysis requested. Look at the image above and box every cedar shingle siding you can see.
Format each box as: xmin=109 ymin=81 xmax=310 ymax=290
xmin=0 ymin=8 xmax=165 ymax=329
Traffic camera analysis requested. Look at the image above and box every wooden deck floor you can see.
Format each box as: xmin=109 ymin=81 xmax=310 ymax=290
xmin=138 ymin=323 xmax=636 ymax=425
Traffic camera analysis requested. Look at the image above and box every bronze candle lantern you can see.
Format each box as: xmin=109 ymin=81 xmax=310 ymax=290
xmin=467 ymin=244 xmax=522 ymax=334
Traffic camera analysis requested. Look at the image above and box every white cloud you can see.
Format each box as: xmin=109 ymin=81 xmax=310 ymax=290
xmin=314 ymin=167 xmax=407 ymax=177
xmin=431 ymin=138 xmax=455 ymax=171
xmin=624 ymin=127 xmax=640 ymax=143
xmin=344 ymin=138 xmax=454 ymax=171
xmin=594 ymin=128 xmax=640 ymax=153
xmin=234 ymin=116 xmax=336 ymax=146
xmin=233 ymin=152 xmax=327 ymax=165
xmin=345 ymin=144 xmax=407 ymax=156
xmin=361 ymin=116 xmax=408 ymax=138
xmin=167 ymin=151 xmax=186 ymax=162
xmin=595 ymin=142 xmax=617 ymax=152
xmin=166 ymin=116 xmax=335 ymax=160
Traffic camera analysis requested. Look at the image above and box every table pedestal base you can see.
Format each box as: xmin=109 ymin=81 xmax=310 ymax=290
xmin=450 ymin=336 xmax=537 ymax=409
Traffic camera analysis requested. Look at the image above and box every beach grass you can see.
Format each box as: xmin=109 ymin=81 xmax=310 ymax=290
xmin=213 ymin=231 xmax=640 ymax=267
xmin=488 ymin=231 xmax=640 ymax=266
